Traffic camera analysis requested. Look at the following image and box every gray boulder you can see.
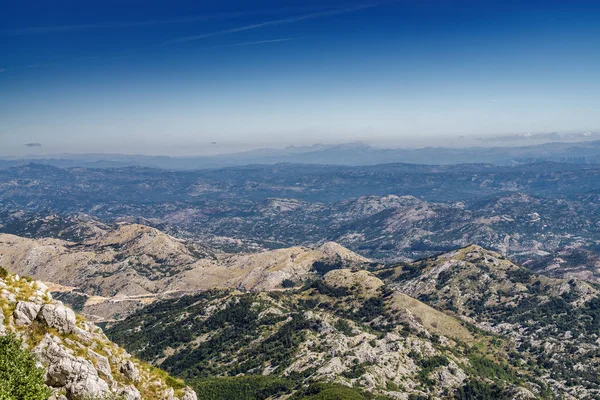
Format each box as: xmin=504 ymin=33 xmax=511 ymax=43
xmin=87 ymin=349 xmax=114 ymax=384
xmin=37 ymin=303 xmax=77 ymax=333
xmin=34 ymin=334 xmax=110 ymax=400
xmin=181 ymin=388 xmax=198 ymax=400
xmin=120 ymin=385 xmax=142 ymax=400
xmin=120 ymin=359 xmax=141 ymax=382
xmin=13 ymin=301 xmax=42 ymax=326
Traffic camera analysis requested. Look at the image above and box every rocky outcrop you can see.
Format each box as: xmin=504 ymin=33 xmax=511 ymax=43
xmin=37 ymin=303 xmax=77 ymax=333
xmin=13 ymin=301 xmax=41 ymax=326
xmin=181 ymin=388 xmax=199 ymax=400
xmin=120 ymin=359 xmax=141 ymax=382
xmin=87 ymin=349 xmax=113 ymax=384
xmin=34 ymin=335 xmax=110 ymax=400
xmin=0 ymin=271 xmax=196 ymax=400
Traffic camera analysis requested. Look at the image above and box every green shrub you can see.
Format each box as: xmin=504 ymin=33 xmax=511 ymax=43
xmin=453 ymin=379 xmax=511 ymax=400
xmin=312 ymin=260 xmax=344 ymax=276
xmin=0 ymin=266 xmax=8 ymax=279
xmin=190 ymin=375 xmax=292 ymax=400
xmin=0 ymin=334 xmax=52 ymax=400
xmin=292 ymin=383 xmax=366 ymax=400
xmin=282 ymin=279 xmax=297 ymax=288
xmin=302 ymin=388 xmax=366 ymax=400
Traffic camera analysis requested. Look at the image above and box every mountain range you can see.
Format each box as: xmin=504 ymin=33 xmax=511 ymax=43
xmin=3 ymin=160 xmax=600 ymax=398
xmin=5 ymin=139 xmax=600 ymax=170
xmin=1 ymin=219 xmax=600 ymax=398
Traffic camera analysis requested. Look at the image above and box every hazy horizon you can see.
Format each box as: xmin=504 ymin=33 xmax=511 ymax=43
xmin=2 ymin=0 xmax=600 ymax=156
xmin=2 ymin=131 xmax=600 ymax=158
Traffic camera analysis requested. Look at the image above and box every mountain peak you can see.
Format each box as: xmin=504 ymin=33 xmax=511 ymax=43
xmin=316 ymin=241 xmax=370 ymax=263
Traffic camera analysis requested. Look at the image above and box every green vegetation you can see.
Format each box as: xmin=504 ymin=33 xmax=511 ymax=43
xmin=417 ymin=355 xmax=449 ymax=386
xmin=302 ymin=388 xmax=365 ymax=400
xmin=190 ymin=376 xmax=292 ymax=400
xmin=0 ymin=334 xmax=52 ymax=400
xmin=312 ymin=260 xmax=344 ymax=276
xmin=52 ymin=291 xmax=88 ymax=312
xmin=292 ymin=383 xmax=368 ymax=400
xmin=282 ymin=278 xmax=298 ymax=288
xmin=466 ymin=355 xmax=518 ymax=384
xmin=453 ymin=379 xmax=512 ymax=400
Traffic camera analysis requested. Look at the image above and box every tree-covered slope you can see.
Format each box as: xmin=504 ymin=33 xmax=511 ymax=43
xmin=106 ymin=268 xmax=548 ymax=399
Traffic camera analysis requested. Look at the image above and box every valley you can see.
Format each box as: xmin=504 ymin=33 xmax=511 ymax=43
xmin=3 ymin=161 xmax=600 ymax=398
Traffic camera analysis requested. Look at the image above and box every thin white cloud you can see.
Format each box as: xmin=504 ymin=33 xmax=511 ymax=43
xmin=163 ymin=1 xmax=395 ymax=45
xmin=208 ymin=37 xmax=298 ymax=49
xmin=0 ymin=68 xmax=6 ymax=73
xmin=6 ymin=6 xmax=331 ymax=36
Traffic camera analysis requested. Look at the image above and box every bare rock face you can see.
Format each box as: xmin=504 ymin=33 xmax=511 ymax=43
xmin=13 ymin=301 xmax=42 ymax=326
xmin=163 ymin=387 xmax=177 ymax=400
xmin=37 ymin=303 xmax=77 ymax=333
xmin=181 ymin=388 xmax=199 ymax=400
xmin=87 ymin=349 xmax=114 ymax=384
xmin=120 ymin=359 xmax=141 ymax=382
xmin=34 ymin=334 xmax=110 ymax=400
xmin=120 ymin=385 xmax=142 ymax=400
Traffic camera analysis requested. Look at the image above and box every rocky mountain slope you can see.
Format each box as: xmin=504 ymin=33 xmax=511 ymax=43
xmin=106 ymin=268 xmax=543 ymax=400
xmin=525 ymin=246 xmax=600 ymax=282
xmin=0 ymin=224 xmax=370 ymax=321
xmin=104 ymin=245 xmax=600 ymax=399
xmin=386 ymin=245 xmax=600 ymax=399
xmin=0 ymin=267 xmax=196 ymax=400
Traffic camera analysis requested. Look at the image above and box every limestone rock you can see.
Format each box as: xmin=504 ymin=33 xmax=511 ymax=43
xmin=163 ymin=387 xmax=177 ymax=400
xmin=120 ymin=359 xmax=141 ymax=382
xmin=120 ymin=385 xmax=142 ymax=400
xmin=34 ymin=334 xmax=110 ymax=400
xmin=37 ymin=303 xmax=77 ymax=333
xmin=87 ymin=349 xmax=114 ymax=384
xmin=13 ymin=301 xmax=42 ymax=326
xmin=181 ymin=388 xmax=198 ymax=400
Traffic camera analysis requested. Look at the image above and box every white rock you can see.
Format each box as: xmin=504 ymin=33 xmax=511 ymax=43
xmin=13 ymin=301 xmax=42 ymax=326
xmin=87 ymin=349 xmax=114 ymax=384
xmin=163 ymin=388 xmax=178 ymax=400
xmin=120 ymin=385 xmax=142 ymax=400
xmin=37 ymin=303 xmax=77 ymax=333
xmin=36 ymin=281 xmax=49 ymax=292
xmin=34 ymin=334 xmax=110 ymax=400
xmin=181 ymin=388 xmax=198 ymax=400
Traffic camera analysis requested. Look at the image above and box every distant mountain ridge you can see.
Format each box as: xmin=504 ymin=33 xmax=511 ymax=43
xmin=5 ymin=139 xmax=600 ymax=169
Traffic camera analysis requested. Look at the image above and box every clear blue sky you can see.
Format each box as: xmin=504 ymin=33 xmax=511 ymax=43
xmin=1 ymin=0 xmax=600 ymax=155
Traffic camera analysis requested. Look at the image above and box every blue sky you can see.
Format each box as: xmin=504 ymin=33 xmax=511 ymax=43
xmin=1 ymin=0 xmax=600 ymax=155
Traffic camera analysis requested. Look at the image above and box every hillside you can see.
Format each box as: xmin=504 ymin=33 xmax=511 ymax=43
xmin=386 ymin=245 xmax=600 ymax=398
xmin=0 ymin=267 xmax=195 ymax=400
xmin=105 ymin=267 xmax=550 ymax=400
xmin=0 ymin=225 xmax=370 ymax=321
